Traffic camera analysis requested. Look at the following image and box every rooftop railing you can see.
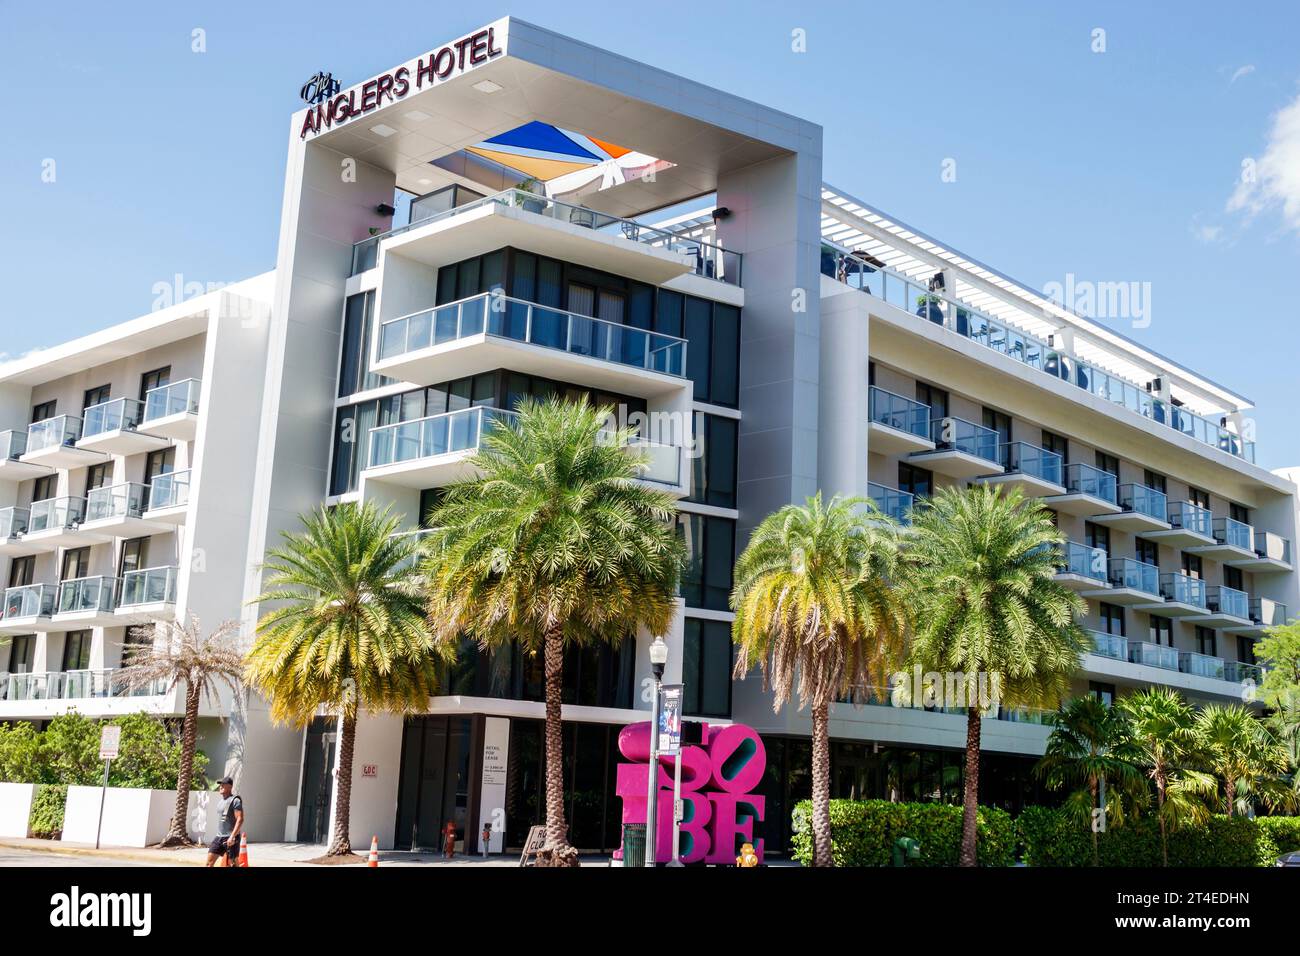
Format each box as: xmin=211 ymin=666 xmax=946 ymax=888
xmin=27 ymin=497 xmax=85 ymax=534
xmin=867 ymin=482 xmax=913 ymax=524
xmin=1108 ymin=557 xmax=1160 ymax=595
xmin=143 ymin=378 xmax=200 ymax=421
xmin=119 ymin=566 xmax=178 ymax=608
xmin=868 ymin=386 xmax=930 ymax=439
xmin=352 ymin=188 xmax=741 ymax=284
xmin=930 ymin=416 xmax=999 ymax=463
xmin=820 ymin=242 xmax=1256 ymax=463
xmin=1000 ymin=441 xmax=1062 ymax=485
xmin=378 ymin=291 xmax=689 ymax=379
xmin=1168 ymin=501 xmax=1213 ymax=538
xmin=1062 ymin=462 xmax=1117 ymax=503
xmin=1160 ymin=572 xmax=1207 ymax=608
xmin=1117 ymin=483 xmax=1167 ymax=522
xmin=26 ymin=416 xmax=82 ymax=454
xmin=85 ymin=482 xmax=150 ymax=522
xmin=81 ymin=398 xmax=146 ymax=438
xmin=146 ymin=470 xmax=191 ymax=511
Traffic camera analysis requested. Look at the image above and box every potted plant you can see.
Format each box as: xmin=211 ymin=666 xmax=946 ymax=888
xmin=513 ymin=178 xmax=547 ymax=214
xmin=915 ymin=293 xmax=944 ymax=325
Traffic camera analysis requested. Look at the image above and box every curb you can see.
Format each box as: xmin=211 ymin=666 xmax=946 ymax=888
xmin=0 ymin=838 xmax=207 ymax=866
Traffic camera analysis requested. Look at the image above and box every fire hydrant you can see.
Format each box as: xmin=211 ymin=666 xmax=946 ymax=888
xmin=443 ymin=821 xmax=457 ymax=859
xmin=481 ymin=822 xmax=492 ymax=858
xmin=736 ymin=842 xmax=759 ymax=867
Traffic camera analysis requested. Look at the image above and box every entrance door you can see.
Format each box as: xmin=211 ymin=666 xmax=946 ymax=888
xmin=394 ymin=716 xmax=475 ymax=851
xmin=297 ymin=718 xmax=337 ymax=844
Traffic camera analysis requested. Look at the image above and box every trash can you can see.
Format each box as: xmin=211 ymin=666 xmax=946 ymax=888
xmin=622 ymin=824 xmax=646 ymax=868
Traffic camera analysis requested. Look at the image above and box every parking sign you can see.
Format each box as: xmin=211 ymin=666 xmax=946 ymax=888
xmin=99 ymin=725 xmax=121 ymax=760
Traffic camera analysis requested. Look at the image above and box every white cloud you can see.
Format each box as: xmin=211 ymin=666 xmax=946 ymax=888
xmin=1191 ymin=221 xmax=1223 ymax=243
xmin=1226 ymin=91 xmax=1300 ymax=234
xmin=1229 ymin=64 xmax=1255 ymax=85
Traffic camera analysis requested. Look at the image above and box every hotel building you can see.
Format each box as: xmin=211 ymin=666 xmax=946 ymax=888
xmin=1 ymin=18 xmax=1296 ymax=857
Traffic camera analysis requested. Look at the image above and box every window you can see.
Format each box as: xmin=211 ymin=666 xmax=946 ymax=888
xmin=1041 ymin=430 xmax=1068 ymax=462
xmin=1085 ymin=522 xmax=1110 ymax=556
xmin=61 ymin=547 xmax=90 ymax=580
xmin=139 ymin=366 xmax=171 ymax=401
xmin=1135 ymin=537 xmax=1159 ymax=567
xmin=1195 ymin=626 xmax=1217 ymax=656
xmin=678 ymin=514 xmax=735 ymax=612
xmin=8 ymin=556 xmax=34 ymax=588
xmin=1237 ymin=637 xmax=1255 ymax=666
xmin=1099 ymin=603 xmax=1125 ymax=637
xmin=981 ymin=408 xmax=1011 ymax=446
xmin=119 ymin=538 xmax=149 ymax=577
xmin=337 ymin=291 xmax=393 ymax=396
xmin=1224 ymin=566 xmax=1243 ymax=592
xmin=1095 ymin=450 xmax=1120 ymax=477
xmin=683 ymin=296 xmax=713 ymax=404
xmin=682 ymin=617 xmax=732 ymax=718
xmin=1187 ymin=486 xmax=1210 ymax=510
xmin=6 ymin=635 xmax=34 ymax=673
xmin=32 ymin=474 xmax=56 ymax=503
xmin=915 ymin=383 xmax=948 ymax=420
xmin=31 ymin=400 xmax=56 ymax=423
xmin=1143 ymin=470 xmax=1166 ymax=495
xmin=86 ymin=461 xmax=112 ymax=492
xmin=1229 ymin=502 xmax=1250 ymax=525
xmin=1149 ymin=616 xmax=1173 ymax=646
xmin=82 ymin=385 xmax=111 ymax=410
xmin=898 ymin=462 xmax=933 ymax=499
xmin=689 ymin=413 xmax=738 ymax=508
xmin=62 ymin=631 xmax=91 ymax=671
xmin=1181 ymin=553 xmax=1203 ymax=580
xmin=1089 ymin=681 xmax=1116 ymax=706
xmin=144 ymin=447 xmax=175 ymax=480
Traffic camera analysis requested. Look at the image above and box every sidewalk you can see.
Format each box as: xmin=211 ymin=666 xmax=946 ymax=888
xmin=0 ymin=837 xmax=611 ymax=867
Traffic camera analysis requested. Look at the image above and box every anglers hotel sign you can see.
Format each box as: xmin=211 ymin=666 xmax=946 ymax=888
xmin=299 ymin=22 xmax=505 ymax=140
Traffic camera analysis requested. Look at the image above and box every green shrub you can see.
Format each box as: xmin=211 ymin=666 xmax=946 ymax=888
xmin=109 ymin=713 xmax=208 ymax=790
xmin=791 ymin=799 xmax=1016 ymax=867
xmin=1256 ymin=816 xmax=1300 ymax=856
xmin=28 ymin=785 xmax=67 ymax=839
xmin=0 ymin=722 xmax=43 ymax=784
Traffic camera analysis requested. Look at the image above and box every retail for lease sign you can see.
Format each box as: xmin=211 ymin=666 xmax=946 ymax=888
xmin=298 ymin=19 xmax=507 ymax=140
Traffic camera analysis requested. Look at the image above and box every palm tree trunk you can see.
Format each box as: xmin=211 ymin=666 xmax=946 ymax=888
xmin=1089 ymin=776 xmax=1099 ymax=867
xmin=1155 ymin=767 xmax=1168 ymax=867
xmin=538 ymin=623 xmax=578 ymax=867
xmin=161 ymin=683 xmax=200 ymax=847
xmin=326 ymin=713 xmax=356 ymax=856
xmin=1225 ymin=779 xmax=1236 ymax=818
xmin=810 ymin=701 xmax=833 ymax=867
xmin=959 ymin=706 xmax=981 ymax=867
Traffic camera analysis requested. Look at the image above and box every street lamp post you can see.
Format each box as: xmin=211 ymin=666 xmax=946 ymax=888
xmin=644 ymin=635 xmax=668 ymax=867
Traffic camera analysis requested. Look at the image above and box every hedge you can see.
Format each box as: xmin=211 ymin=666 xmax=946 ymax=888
xmin=29 ymin=785 xmax=67 ymax=840
xmin=791 ymin=799 xmax=1016 ymax=866
xmin=1016 ymin=804 xmax=1294 ymax=867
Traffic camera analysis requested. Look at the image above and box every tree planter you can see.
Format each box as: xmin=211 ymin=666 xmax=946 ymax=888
xmin=0 ymin=782 xmax=39 ymax=838
xmin=61 ymin=786 xmax=221 ymax=847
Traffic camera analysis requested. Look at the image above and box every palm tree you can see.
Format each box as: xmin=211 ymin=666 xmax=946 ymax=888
xmin=117 ymin=615 xmax=244 ymax=847
xmin=421 ymin=398 xmax=685 ymax=867
xmin=731 ymin=494 xmax=906 ymax=868
xmin=1195 ymin=703 xmax=1294 ymax=816
xmin=1268 ymin=700 xmax=1300 ymax=804
xmin=1118 ymin=688 xmax=1211 ymax=866
xmin=1034 ymin=695 xmax=1147 ymax=865
xmin=901 ymin=484 xmax=1088 ymax=866
xmin=245 ymin=502 xmax=445 ymax=856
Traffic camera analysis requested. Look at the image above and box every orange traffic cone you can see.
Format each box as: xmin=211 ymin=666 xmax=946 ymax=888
xmin=237 ymin=833 xmax=250 ymax=868
xmin=368 ymin=835 xmax=380 ymax=868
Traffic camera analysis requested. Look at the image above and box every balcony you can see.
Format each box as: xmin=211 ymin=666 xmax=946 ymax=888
xmin=1091 ymin=483 xmax=1170 ymax=533
xmin=1133 ymin=571 xmax=1207 ymax=617
xmin=0 ymin=506 xmax=39 ymax=558
xmin=54 ymin=575 xmax=120 ymax=628
xmin=139 ymin=379 xmax=200 ymax=441
xmin=81 ymin=482 xmax=172 ymax=537
xmin=867 ymin=387 xmax=934 ymax=454
xmin=1128 ymin=640 xmax=1180 ymax=671
xmin=1187 ymin=516 xmax=1257 ymax=563
xmin=142 ymin=470 xmax=191 ymax=524
xmin=1222 ymin=596 xmax=1287 ymax=638
xmin=0 ymin=584 xmax=57 ymax=633
xmin=975 ymin=441 xmax=1065 ymax=497
xmin=1054 ymin=540 xmax=1108 ymax=590
xmin=1043 ymin=463 xmax=1120 ymax=517
xmin=23 ymin=496 xmax=106 ymax=549
xmin=76 ymin=398 xmax=169 ymax=455
xmin=0 ymin=429 xmax=51 ymax=481
xmin=1088 ymin=630 xmax=1128 ymax=662
xmin=1201 ymin=584 xmax=1252 ymax=628
xmin=909 ymin=416 xmax=1000 ymax=479
xmin=1178 ymin=651 xmax=1226 ymax=682
xmin=1226 ymin=531 xmax=1293 ymax=574
xmin=374 ymin=293 xmax=690 ymax=400
xmin=353 ymin=188 xmax=740 ymax=286
xmin=0 ymin=669 xmax=169 ymax=707
xmin=1146 ymin=501 xmax=1215 ymax=549
xmin=1085 ymin=557 xmax=1161 ymax=605
xmin=20 ymin=416 xmax=106 ymax=469
xmin=867 ymin=481 xmax=913 ymax=525
xmin=1224 ymin=661 xmax=1263 ymax=685
xmin=116 ymin=566 xmax=179 ymax=617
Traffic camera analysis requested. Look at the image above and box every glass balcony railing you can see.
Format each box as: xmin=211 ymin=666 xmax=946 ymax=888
xmin=1117 ymin=483 xmax=1167 ymax=522
xmin=1059 ymin=541 xmax=1107 ymax=580
xmin=2 ymin=583 xmax=56 ymax=620
xmin=1168 ymin=501 xmax=1213 ymax=538
xmin=0 ymin=429 xmax=28 ymax=460
xmin=81 ymin=398 xmax=146 ymax=438
xmin=369 ymin=406 xmax=514 ymax=471
xmin=930 ymin=416 xmax=999 ymax=463
xmin=1129 ymin=641 xmax=1179 ymax=671
xmin=147 ymin=470 xmax=191 ymax=511
xmin=1206 ymin=585 xmax=1249 ymax=620
xmin=867 ymin=482 xmax=913 ymax=524
xmin=0 ymin=506 xmax=29 ymax=539
xmin=1212 ymin=517 xmax=1253 ymax=552
xmin=1001 ymin=441 xmax=1062 ymax=484
xmin=1062 ymin=462 xmax=1117 ymax=503
xmin=819 ymin=242 xmax=1256 ymax=463
xmin=27 ymin=497 xmax=85 ymax=534
xmin=56 ymin=575 xmax=118 ymax=615
xmin=1225 ymin=661 xmax=1264 ymax=684
xmin=1251 ymin=531 xmax=1292 ymax=565
xmin=1160 ymin=572 xmax=1207 ymax=608
xmin=1250 ymin=598 xmax=1287 ymax=628
xmin=143 ymin=379 xmax=201 ymax=422
xmin=1089 ymin=630 xmax=1128 ymax=661
xmin=868 ymin=386 xmax=930 ymax=439
xmin=26 ymin=415 xmax=82 ymax=454
xmin=1108 ymin=557 xmax=1160 ymax=595
xmin=1179 ymin=651 xmax=1226 ymax=681
xmin=119 ymin=566 xmax=178 ymax=608
xmin=352 ymin=189 xmax=741 ymax=284
xmin=379 ymin=292 xmax=688 ymax=378
xmin=85 ymin=482 xmax=149 ymax=522
xmin=0 ymin=672 xmax=58 ymax=701
xmin=0 ymin=669 xmax=168 ymax=702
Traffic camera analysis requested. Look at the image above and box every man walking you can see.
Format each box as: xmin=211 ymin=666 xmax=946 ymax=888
xmin=206 ymin=776 xmax=244 ymax=867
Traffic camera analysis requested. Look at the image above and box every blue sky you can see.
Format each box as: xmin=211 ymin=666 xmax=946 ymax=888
xmin=2 ymin=1 xmax=1298 ymax=467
